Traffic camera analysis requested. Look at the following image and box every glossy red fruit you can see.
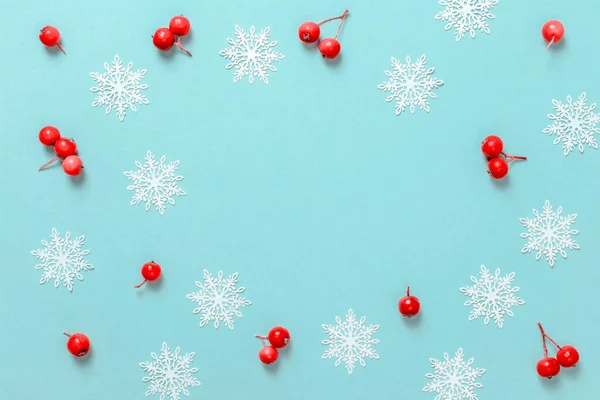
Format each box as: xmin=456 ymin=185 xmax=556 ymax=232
xmin=319 ymin=38 xmax=341 ymax=59
xmin=398 ymin=286 xmax=420 ymax=318
xmin=258 ymin=346 xmax=278 ymax=364
xmin=542 ymin=20 xmax=565 ymax=45
xmin=481 ymin=135 xmax=503 ymax=158
xmin=268 ymin=326 xmax=290 ymax=348
xmin=63 ymin=155 xmax=83 ymax=176
xmin=169 ymin=16 xmax=191 ymax=36
xmin=557 ymin=345 xmax=579 ymax=368
xmin=54 ymin=138 xmax=77 ymax=158
xmin=134 ymin=261 xmax=162 ymax=288
xmin=39 ymin=26 xmax=66 ymax=54
xmin=153 ymin=28 xmax=175 ymax=51
xmin=537 ymin=357 xmax=560 ymax=378
xmin=64 ymin=332 xmax=90 ymax=357
xmin=39 ymin=126 xmax=61 ymax=146
xmin=298 ymin=22 xmax=320 ymax=43
xmin=487 ymin=158 xmax=509 ymax=179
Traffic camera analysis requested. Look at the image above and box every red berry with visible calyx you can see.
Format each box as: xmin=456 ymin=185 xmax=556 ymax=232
xmin=153 ymin=28 xmax=175 ymax=51
xmin=481 ymin=135 xmax=503 ymax=158
xmin=268 ymin=326 xmax=290 ymax=348
xmin=487 ymin=158 xmax=509 ymax=179
xmin=54 ymin=138 xmax=77 ymax=158
xmin=63 ymin=155 xmax=83 ymax=176
xmin=298 ymin=22 xmax=320 ymax=43
xmin=169 ymin=16 xmax=191 ymax=36
xmin=542 ymin=20 xmax=565 ymax=48
xmin=258 ymin=346 xmax=278 ymax=364
xmin=319 ymin=38 xmax=341 ymax=59
xmin=557 ymin=345 xmax=579 ymax=368
xmin=398 ymin=286 xmax=420 ymax=318
xmin=39 ymin=126 xmax=61 ymax=146
xmin=63 ymin=332 xmax=90 ymax=357
xmin=134 ymin=261 xmax=162 ymax=288
xmin=537 ymin=357 xmax=560 ymax=378
xmin=39 ymin=26 xmax=66 ymax=54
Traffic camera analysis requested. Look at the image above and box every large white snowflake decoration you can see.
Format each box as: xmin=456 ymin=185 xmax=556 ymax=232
xmin=124 ymin=151 xmax=186 ymax=215
xmin=219 ymin=25 xmax=285 ymax=84
xmin=423 ymin=348 xmax=486 ymax=400
xmin=459 ymin=265 xmax=524 ymax=328
xmin=377 ymin=55 xmax=444 ymax=116
xmin=31 ymin=228 xmax=93 ymax=292
xmin=90 ymin=55 xmax=149 ymax=122
xmin=185 ymin=270 xmax=251 ymax=330
xmin=520 ymin=200 xmax=580 ymax=267
xmin=140 ymin=342 xmax=201 ymax=400
xmin=435 ymin=0 xmax=499 ymax=41
xmin=543 ymin=92 xmax=600 ymax=156
xmin=321 ymin=309 xmax=380 ymax=374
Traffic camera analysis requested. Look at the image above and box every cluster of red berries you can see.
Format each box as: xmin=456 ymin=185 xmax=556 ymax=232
xmin=298 ymin=10 xmax=349 ymax=59
xmin=481 ymin=135 xmax=527 ymax=179
xmin=542 ymin=20 xmax=565 ymax=49
xmin=153 ymin=16 xmax=192 ymax=56
xmin=38 ymin=126 xmax=83 ymax=176
xmin=398 ymin=286 xmax=421 ymax=318
xmin=134 ymin=261 xmax=162 ymax=288
xmin=536 ymin=322 xmax=579 ymax=379
xmin=255 ymin=326 xmax=291 ymax=365
xmin=39 ymin=26 xmax=66 ymax=54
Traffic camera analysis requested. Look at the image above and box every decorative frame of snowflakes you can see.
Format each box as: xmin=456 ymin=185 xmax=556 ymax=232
xmin=219 ymin=25 xmax=285 ymax=84
xmin=31 ymin=228 xmax=93 ymax=292
xmin=90 ymin=55 xmax=149 ymax=122
xmin=378 ymin=55 xmax=444 ymax=116
xmin=321 ymin=308 xmax=380 ymax=374
xmin=124 ymin=151 xmax=186 ymax=215
xmin=460 ymin=265 xmax=524 ymax=328
xmin=520 ymin=200 xmax=580 ymax=267
xmin=434 ymin=0 xmax=499 ymax=41
xmin=186 ymin=270 xmax=251 ymax=330
xmin=423 ymin=348 xmax=486 ymax=399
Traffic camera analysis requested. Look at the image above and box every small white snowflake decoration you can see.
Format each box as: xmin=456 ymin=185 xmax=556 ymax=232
xmin=186 ymin=270 xmax=251 ymax=330
xmin=378 ymin=55 xmax=444 ymax=116
xmin=435 ymin=0 xmax=499 ymax=41
xmin=460 ymin=265 xmax=524 ymax=328
xmin=321 ymin=309 xmax=380 ymax=374
xmin=90 ymin=55 xmax=149 ymax=122
xmin=31 ymin=228 xmax=93 ymax=292
xmin=520 ymin=200 xmax=580 ymax=267
xmin=543 ymin=92 xmax=600 ymax=156
xmin=124 ymin=151 xmax=186 ymax=215
xmin=423 ymin=348 xmax=486 ymax=400
xmin=219 ymin=25 xmax=285 ymax=84
xmin=140 ymin=342 xmax=201 ymax=400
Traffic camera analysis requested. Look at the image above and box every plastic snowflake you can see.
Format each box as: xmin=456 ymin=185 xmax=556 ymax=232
xmin=219 ymin=25 xmax=285 ymax=84
xmin=124 ymin=151 xmax=186 ymax=215
xmin=459 ymin=265 xmax=524 ymax=328
xmin=520 ymin=200 xmax=580 ymax=267
xmin=31 ymin=228 xmax=93 ymax=292
xmin=185 ymin=270 xmax=251 ymax=330
xmin=543 ymin=92 xmax=600 ymax=156
xmin=378 ymin=55 xmax=444 ymax=116
xmin=140 ymin=342 xmax=201 ymax=400
xmin=321 ymin=309 xmax=380 ymax=374
xmin=89 ymin=55 xmax=149 ymax=122
xmin=423 ymin=348 xmax=486 ymax=400
xmin=435 ymin=0 xmax=499 ymax=41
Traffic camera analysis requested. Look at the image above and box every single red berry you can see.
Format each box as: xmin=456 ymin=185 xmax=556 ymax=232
xmin=537 ymin=357 xmax=560 ymax=378
xmin=267 ymin=326 xmax=290 ymax=348
xmin=39 ymin=126 xmax=61 ymax=146
xmin=487 ymin=158 xmax=509 ymax=179
xmin=153 ymin=28 xmax=175 ymax=51
xmin=134 ymin=261 xmax=162 ymax=288
xmin=557 ymin=345 xmax=579 ymax=368
xmin=39 ymin=26 xmax=66 ymax=54
xmin=398 ymin=286 xmax=420 ymax=318
xmin=63 ymin=155 xmax=83 ymax=176
xmin=63 ymin=332 xmax=90 ymax=357
xmin=258 ymin=346 xmax=278 ymax=364
xmin=54 ymin=138 xmax=77 ymax=158
xmin=542 ymin=20 xmax=565 ymax=47
xmin=169 ymin=16 xmax=191 ymax=36
xmin=481 ymin=135 xmax=504 ymax=158
xmin=319 ymin=38 xmax=341 ymax=59
xmin=298 ymin=22 xmax=320 ymax=43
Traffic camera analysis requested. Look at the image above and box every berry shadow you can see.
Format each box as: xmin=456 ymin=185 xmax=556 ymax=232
xmin=45 ymin=43 xmax=66 ymax=56
xmin=71 ymin=170 xmax=86 ymax=186
xmin=264 ymin=359 xmax=282 ymax=374
xmin=545 ymin=38 xmax=566 ymax=52
xmin=563 ymin=363 xmax=582 ymax=378
xmin=539 ymin=374 xmax=562 ymax=390
xmin=324 ymin=53 xmax=342 ymax=68
xmin=490 ymin=175 xmax=510 ymax=191
xmin=135 ymin=275 xmax=164 ymax=297
xmin=402 ymin=312 xmax=423 ymax=330
xmin=300 ymin=42 xmax=320 ymax=53
xmin=73 ymin=349 xmax=93 ymax=367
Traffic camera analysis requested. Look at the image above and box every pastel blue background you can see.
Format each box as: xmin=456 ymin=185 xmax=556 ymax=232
xmin=1 ymin=0 xmax=599 ymax=399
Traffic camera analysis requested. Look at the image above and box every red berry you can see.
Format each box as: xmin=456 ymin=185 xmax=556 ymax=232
xmin=319 ymin=38 xmax=341 ymax=59
xmin=398 ymin=287 xmax=420 ymax=318
xmin=298 ymin=22 xmax=320 ymax=43
xmin=39 ymin=26 xmax=66 ymax=54
xmin=153 ymin=28 xmax=175 ymax=51
xmin=268 ymin=326 xmax=290 ymax=348
xmin=481 ymin=135 xmax=503 ymax=158
xmin=63 ymin=155 xmax=83 ymax=176
xmin=39 ymin=126 xmax=61 ymax=146
xmin=64 ymin=332 xmax=90 ymax=357
xmin=537 ymin=357 xmax=560 ymax=378
xmin=258 ymin=346 xmax=278 ymax=364
xmin=557 ymin=345 xmax=579 ymax=368
xmin=169 ymin=16 xmax=191 ymax=36
xmin=54 ymin=138 xmax=77 ymax=158
xmin=542 ymin=20 xmax=565 ymax=44
xmin=487 ymin=158 xmax=509 ymax=179
xmin=135 ymin=261 xmax=161 ymax=288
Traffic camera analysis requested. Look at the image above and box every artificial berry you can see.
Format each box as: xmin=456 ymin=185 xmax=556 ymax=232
xmin=319 ymin=38 xmax=341 ymax=59
xmin=54 ymin=138 xmax=77 ymax=158
xmin=39 ymin=26 xmax=66 ymax=54
xmin=542 ymin=20 xmax=565 ymax=48
xmin=487 ymin=158 xmax=509 ymax=179
xmin=153 ymin=28 xmax=175 ymax=51
xmin=481 ymin=135 xmax=503 ymax=158
xmin=134 ymin=261 xmax=162 ymax=288
xmin=268 ymin=326 xmax=290 ymax=348
xmin=39 ymin=126 xmax=61 ymax=146
xmin=169 ymin=16 xmax=191 ymax=36
xmin=63 ymin=332 xmax=90 ymax=357
xmin=537 ymin=357 xmax=560 ymax=378
xmin=398 ymin=286 xmax=420 ymax=318
xmin=62 ymin=155 xmax=83 ymax=176
xmin=298 ymin=22 xmax=320 ymax=43
xmin=258 ymin=346 xmax=278 ymax=364
xmin=557 ymin=345 xmax=579 ymax=368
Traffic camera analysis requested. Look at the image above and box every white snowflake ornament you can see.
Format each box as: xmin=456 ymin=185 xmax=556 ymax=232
xmin=543 ymin=92 xmax=600 ymax=156
xmin=321 ymin=309 xmax=380 ymax=374
xmin=186 ymin=270 xmax=251 ymax=330
xmin=124 ymin=151 xmax=186 ymax=215
xmin=140 ymin=342 xmax=201 ymax=400
xmin=435 ymin=0 xmax=499 ymax=41
xmin=520 ymin=200 xmax=580 ymax=267
xmin=460 ymin=265 xmax=524 ymax=328
xmin=90 ymin=55 xmax=149 ymax=122
xmin=219 ymin=25 xmax=285 ymax=84
xmin=423 ymin=348 xmax=486 ymax=400
xmin=378 ymin=55 xmax=444 ymax=115
xmin=31 ymin=228 xmax=93 ymax=292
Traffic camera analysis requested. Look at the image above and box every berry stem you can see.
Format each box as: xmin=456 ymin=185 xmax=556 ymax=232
xmin=174 ymin=37 xmax=192 ymax=56
xmin=502 ymin=152 xmax=527 ymax=162
xmin=545 ymin=37 xmax=555 ymax=50
xmin=317 ymin=9 xmax=349 ymax=26
xmin=537 ymin=322 xmax=548 ymax=358
xmin=38 ymin=156 xmax=60 ymax=171
xmin=334 ymin=9 xmax=350 ymax=40
xmin=134 ymin=279 xmax=147 ymax=289
xmin=56 ymin=43 xmax=66 ymax=55
xmin=254 ymin=334 xmax=268 ymax=346
xmin=406 ymin=286 xmax=411 ymax=296
xmin=62 ymin=332 xmax=71 ymax=337
xmin=544 ymin=334 xmax=562 ymax=350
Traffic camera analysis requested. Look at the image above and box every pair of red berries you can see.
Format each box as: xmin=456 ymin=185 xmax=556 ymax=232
xmin=542 ymin=20 xmax=565 ymax=49
xmin=134 ymin=261 xmax=162 ymax=288
xmin=481 ymin=135 xmax=527 ymax=179
xmin=63 ymin=332 xmax=90 ymax=357
xmin=39 ymin=26 xmax=66 ymax=54
xmin=38 ymin=126 xmax=83 ymax=176
xmin=536 ymin=323 xmax=579 ymax=379
xmin=298 ymin=9 xmax=349 ymax=59
xmin=398 ymin=286 xmax=421 ymax=318
xmin=153 ymin=16 xmax=192 ymax=56
xmin=255 ymin=326 xmax=291 ymax=364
